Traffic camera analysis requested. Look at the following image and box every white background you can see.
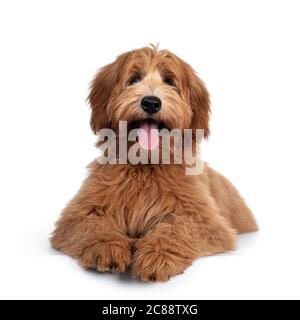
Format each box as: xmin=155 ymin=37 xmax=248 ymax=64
xmin=0 ymin=0 xmax=299 ymax=300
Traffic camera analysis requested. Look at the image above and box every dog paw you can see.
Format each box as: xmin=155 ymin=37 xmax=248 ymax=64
xmin=131 ymin=238 xmax=191 ymax=282
xmin=78 ymin=240 xmax=132 ymax=273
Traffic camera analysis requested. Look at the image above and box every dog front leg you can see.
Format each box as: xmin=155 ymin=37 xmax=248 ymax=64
xmin=51 ymin=203 xmax=133 ymax=273
xmin=131 ymin=212 xmax=236 ymax=282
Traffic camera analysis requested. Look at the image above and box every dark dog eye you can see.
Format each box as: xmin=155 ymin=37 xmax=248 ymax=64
xmin=129 ymin=75 xmax=141 ymax=85
xmin=164 ymin=77 xmax=175 ymax=87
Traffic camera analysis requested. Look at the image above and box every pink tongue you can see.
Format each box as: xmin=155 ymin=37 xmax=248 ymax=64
xmin=138 ymin=122 xmax=159 ymax=150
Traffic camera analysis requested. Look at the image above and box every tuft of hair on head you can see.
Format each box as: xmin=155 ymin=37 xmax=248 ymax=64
xmin=149 ymin=43 xmax=160 ymax=53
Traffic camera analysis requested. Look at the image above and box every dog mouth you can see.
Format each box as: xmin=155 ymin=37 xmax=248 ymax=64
xmin=129 ymin=119 xmax=167 ymax=151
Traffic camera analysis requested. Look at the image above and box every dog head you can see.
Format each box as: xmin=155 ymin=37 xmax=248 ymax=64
xmin=89 ymin=46 xmax=210 ymax=146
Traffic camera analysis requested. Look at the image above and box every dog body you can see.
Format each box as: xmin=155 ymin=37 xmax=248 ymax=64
xmin=51 ymin=46 xmax=257 ymax=282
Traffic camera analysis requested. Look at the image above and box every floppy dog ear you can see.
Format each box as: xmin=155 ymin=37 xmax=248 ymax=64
xmin=88 ymin=54 xmax=128 ymax=133
xmin=188 ymin=71 xmax=211 ymax=138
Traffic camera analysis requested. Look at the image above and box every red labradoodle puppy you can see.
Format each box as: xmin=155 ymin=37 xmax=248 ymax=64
xmin=51 ymin=46 xmax=258 ymax=282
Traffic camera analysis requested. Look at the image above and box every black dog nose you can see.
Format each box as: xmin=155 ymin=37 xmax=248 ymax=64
xmin=141 ymin=96 xmax=162 ymax=114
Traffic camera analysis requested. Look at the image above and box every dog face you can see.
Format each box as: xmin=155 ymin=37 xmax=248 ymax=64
xmin=89 ymin=46 xmax=210 ymax=141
